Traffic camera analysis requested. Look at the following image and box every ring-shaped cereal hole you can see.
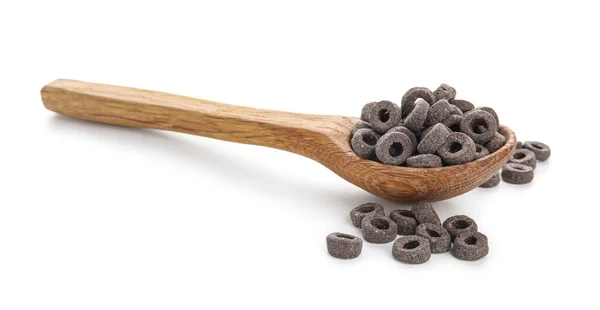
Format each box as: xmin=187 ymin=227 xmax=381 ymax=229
xmin=472 ymin=119 xmax=489 ymax=134
xmin=403 ymin=240 xmax=420 ymax=249
xmin=379 ymin=109 xmax=390 ymax=123
xmin=362 ymin=133 xmax=377 ymax=146
xmin=398 ymin=210 xmax=415 ymax=218
xmin=371 ymin=218 xmax=390 ymax=230
xmin=449 ymin=142 xmax=463 ymax=153
xmin=513 ymin=152 xmax=526 ymax=160
xmin=452 ymin=219 xmax=471 ymax=229
xmin=425 ymin=228 xmax=441 ymax=238
xmin=335 ymin=233 xmax=356 ymax=240
xmin=389 ymin=142 xmax=404 ymax=157
xmin=464 ymin=236 xmax=478 ymax=245
xmin=357 ymin=205 xmax=376 ymax=213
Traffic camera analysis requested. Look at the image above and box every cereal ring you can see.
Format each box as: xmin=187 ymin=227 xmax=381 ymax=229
xmin=361 ymin=215 xmax=398 ymax=244
xmin=367 ymin=100 xmax=402 ymax=134
xmin=485 ymin=132 xmax=506 ymax=153
xmin=350 ymin=202 xmax=385 ymax=228
xmin=510 ymin=149 xmax=536 ymax=168
xmin=474 ymin=143 xmax=490 ymax=159
xmin=433 ymin=83 xmax=457 ymax=102
xmin=403 ymin=98 xmax=429 ymax=134
xmin=411 ymin=201 xmax=441 ymax=225
xmin=437 ymin=132 xmax=476 ymax=165
xmin=406 ymin=154 xmax=443 ymax=168
xmin=392 ymin=235 xmax=431 ymax=264
xmin=501 ymin=163 xmax=534 ymax=184
xmin=389 ymin=209 xmax=418 ymax=235
xmin=351 ymin=128 xmax=380 ymax=159
xmin=401 ymin=87 xmax=435 ymax=117
xmin=425 ymin=99 xmax=453 ymax=126
xmin=375 ymin=132 xmax=414 ymax=165
xmin=443 ymin=215 xmax=478 ymax=241
xmin=475 ymin=107 xmax=499 ymax=128
xmin=387 ymin=126 xmax=418 ymax=154
xmin=460 ymin=110 xmax=498 ymax=144
xmin=449 ymin=99 xmax=475 ymax=113
xmin=326 ymin=232 xmax=363 ymax=259
xmin=523 ymin=141 xmax=551 ymax=161
xmin=441 ymin=114 xmax=463 ymax=132
xmin=417 ymin=123 xmax=450 ymax=154
xmin=351 ymin=120 xmax=372 ymax=135
xmin=360 ymin=102 xmax=376 ymax=122
xmin=452 ymin=232 xmax=489 ymax=261
xmin=479 ymin=172 xmax=500 ymax=188
xmin=415 ymin=223 xmax=451 ymax=253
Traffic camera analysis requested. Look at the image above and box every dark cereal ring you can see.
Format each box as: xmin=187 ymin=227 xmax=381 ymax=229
xmin=375 ymin=132 xmax=414 ymax=165
xmin=475 ymin=107 xmax=499 ymax=128
xmin=350 ymin=202 xmax=385 ymax=228
xmin=437 ymin=132 xmax=476 ymax=165
xmin=351 ymin=120 xmax=372 ymax=135
xmin=417 ymin=123 xmax=450 ymax=154
xmin=524 ymin=141 xmax=551 ymax=161
xmin=452 ymin=232 xmax=489 ymax=261
xmin=501 ymin=163 xmax=534 ymax=184
xmin=516 ymin=141 xmax=523 ymax=149
xmin=389 ymin=209 xmax=418 ymax=235
xmin=351 ymin=128 xmax=380 ymax=159
xmin=449 ymin=99 xmax=475 ymax=113
xmin=326 ymin=232 xmax=363 ymax=259
xmin=411 ymin=201 xmax=441 ymax=225
xmin=361 ymin=215 xmax=398 ymax=244
xmin=367 ymin=100 xmax=402 ymax=134
xmin=401 ymin=87 xmax=436 ymax=117
xmin=392 ymin=235 xmax=431 ymax=264
xmin=443 ymin=215 xmax=478 ymax=241
xmin=406 ymin=154 xmax=443 ymax=168
xmin=441 ymin=114 xmax=463 ymax=132
xmin=360 ymin=102 xmax=376 ymax=122
xmin=387 ymin=126 xmax=418 ymax=154
xmin=433 ymin=83 xmax=457 ymax=102
xmin=485 ymin=132 xmax=506 ymax=153
xmin=474 ymin=143 xmax=490 ymax=159
xmin=415 ymin=223 xmax=451 ymax=253
xmin=403 ymin=98 xmax=429 ymax=133
xmin=479 ymin=172 xmax=500 ymax=188
xmin=425 ymin=99 xmax=453 ymax=127
xmin=460 ymin=110 xmax=498 ymax=144
xmin=510 ymin=149 xmax=537 ymax=168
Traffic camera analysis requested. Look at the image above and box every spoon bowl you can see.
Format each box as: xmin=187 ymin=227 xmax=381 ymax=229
xmin=41 ymin=79 xmax=516 ymax=203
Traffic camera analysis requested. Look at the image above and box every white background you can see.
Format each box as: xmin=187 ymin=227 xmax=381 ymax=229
xmin=1 ymin=1 xmax=599 ymax=309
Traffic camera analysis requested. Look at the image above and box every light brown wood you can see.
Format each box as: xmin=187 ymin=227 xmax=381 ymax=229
xmin=41 ymin=79 xmax=516 ymax=203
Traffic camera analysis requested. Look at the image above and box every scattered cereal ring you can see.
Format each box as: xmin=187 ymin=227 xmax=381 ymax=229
xmin=375 ymin=132 xmax=414 ymax=165
xmin=479 ymin=172 xmax=500 ymax=188
xmin=501 ymin=163 xmax=534 ymax=184
xmin=443 ymin=215 xmax=478 ymax=241
xmin=368 ymin=100 xmax=402 ymax=134
xmin=474 ymin=143 xmax=490 ymax=159
xmin=415 ymin=223 xmax=451 ymax=253
xmin=411 ymin=201 xmax=441 ymax=225
xmin=326 ymin=232 xmax=363 ymax=259
xmin=425 ymin=99 xmax=453 ymax=127
xmin=460 ymin=110 xmax=498 ymax=144
xmin=523 ymin=141 xmax=551 ymax=161
xmin=433 ymin=83 xmax=457 ymax=102
xmin=417 ymin=123 xmax=450 ymax=154
xmin=361 ymin=215 xmax=398 ymax=244
xmin=406 ymin=154 xmax=443 ymax=168
xmin=510 ymin=149 xmax=536 ymax=168
xmin=452 ymin=232 xmax=489 ymax=261
xmin=351 ymin=128 xmax=380 ymax=159
xmin=351 ymin=120 xmax=372 ymax=135
xmin=389 ymin=209 xmax=418 ymax=235
xmin=392 ymin=235 xmax=431 ymax=264
xmin=401 ymin=87 xmax=435 ymax=117
xmin=403 ymin=98 xmax=429 ymax=133
xmin=360 ymin=102 xmax=376 ymax=122
xmin=449 ymin=99 xmax=475 ymax=113
xmin=350 ymin=202 xmax=385 ymax=228
xmin=485 ymin=132 xmax=506 ymax=153
xmin=437 ymin=132 xmax=476 ymax=165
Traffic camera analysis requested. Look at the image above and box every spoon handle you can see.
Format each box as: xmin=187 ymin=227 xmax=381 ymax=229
xmin=41 ymin=79 xmax=352 ymax=157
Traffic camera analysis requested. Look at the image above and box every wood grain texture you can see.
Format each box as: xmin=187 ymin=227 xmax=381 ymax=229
xmin=41 ymin=79 xmax=516 ymax=203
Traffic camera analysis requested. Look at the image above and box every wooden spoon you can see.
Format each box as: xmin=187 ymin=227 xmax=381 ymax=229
xmin=41 ymin=79 xmax=516 ymax=203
